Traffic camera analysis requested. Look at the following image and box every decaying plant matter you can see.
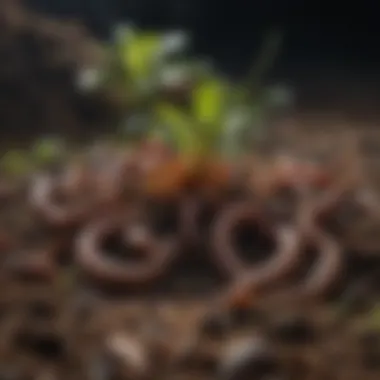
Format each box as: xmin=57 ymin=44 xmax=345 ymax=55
xmin=2 ymin=5 xmax=380 ymax=380
xmin=0 ymin=129 xmax=378 ymax=298
xmin=1 ymin=134 xmax=379 ymax=376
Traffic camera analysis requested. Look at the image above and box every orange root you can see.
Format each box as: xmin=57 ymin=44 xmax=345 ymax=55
xmin=144 ymin=159 xmax=190 ymax=198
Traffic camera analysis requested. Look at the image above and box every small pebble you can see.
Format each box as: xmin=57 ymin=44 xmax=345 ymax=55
xmin=217 ymin=335 xmax=279 ymax=380
xmin=106 ymin=332 xmax=150 ymax=378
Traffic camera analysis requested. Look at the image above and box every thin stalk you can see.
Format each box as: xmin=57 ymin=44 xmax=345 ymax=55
xmin=243 ymin=29 xmax=283 ymax=101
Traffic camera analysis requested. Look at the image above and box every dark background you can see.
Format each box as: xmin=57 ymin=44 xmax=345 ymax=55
xmin=24 ymin=0 xmax=379 ymax=77
xmin=21 ymin=0 xmax=380 ymax=117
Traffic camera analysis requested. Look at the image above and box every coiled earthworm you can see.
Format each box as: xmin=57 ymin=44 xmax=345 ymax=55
xmin=29 ymin=173 xmax=94 ymax=227
xmin=292 ymin=222 xmax=344 ymax=300
xmin=210 ymin=218 xmax=342 ymax=309
xmin=280 ymin=194 xmax=345 ymax=300
xmin=75 ymin=215 xmax=178 ymax=285
xmin=209 ymin=201 xmax=302 ymax=283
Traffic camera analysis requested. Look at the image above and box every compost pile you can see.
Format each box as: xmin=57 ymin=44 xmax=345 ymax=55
xmin=0 ymin=132 xmax=379 ymax=380
xmin=1 ymin=4 xmax=380 ymax=380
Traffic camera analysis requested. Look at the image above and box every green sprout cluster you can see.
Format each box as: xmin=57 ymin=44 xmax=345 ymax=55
xmin=0 ymin=26 xmax=293 ymax=179
xmin=78 ymin=25 xmax=292 ymax=160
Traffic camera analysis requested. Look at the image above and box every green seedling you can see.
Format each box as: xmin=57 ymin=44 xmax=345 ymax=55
xmin=99 ymin=26 xmax=190 ymax=103
xmin=152 ymin=30 xmax=284 ymax=160
xmin=30 ymin=137 xmax=67 ymax=168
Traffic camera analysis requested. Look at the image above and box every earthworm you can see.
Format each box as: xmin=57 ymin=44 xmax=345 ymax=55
xmin=209 ymin=194 xmax=342 ymax=308
xmin=75 ymin=215 xmax=178 ymax=285
xmin=209 ymin=201 xmax=302 ymax=283
xmin=281 ymin=193 xmax=345 ymax=300
xmin=291 ymin=222 xmax=344 ymax=300
xmin=29 ymin=172 xmax=94 ymax=227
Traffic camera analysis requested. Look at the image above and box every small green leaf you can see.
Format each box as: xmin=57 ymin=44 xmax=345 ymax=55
xmin=192 ymin=78 xmax=226 ymax=126
xmin=155 ymin=103 xmax=201 ymax=157
xmin=31 ymin=137 xmax=65 ymax=165
xmin=121 ymin=33 xmax=161 ymax=83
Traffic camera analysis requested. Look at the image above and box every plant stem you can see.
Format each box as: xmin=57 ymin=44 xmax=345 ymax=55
xmin=245 ymin=29 xmax=283 ymax=100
